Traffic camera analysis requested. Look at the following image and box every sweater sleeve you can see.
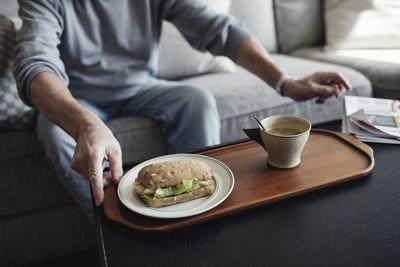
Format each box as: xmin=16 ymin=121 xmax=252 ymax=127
xmin=164 ymin=0 xmax=251 ymax=61
xmin=13 ymin=0 xmax=68 ymax=107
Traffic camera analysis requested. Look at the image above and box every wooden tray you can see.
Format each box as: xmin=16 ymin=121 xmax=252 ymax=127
xmin=103 ymin=129 xmax=374 ymax=232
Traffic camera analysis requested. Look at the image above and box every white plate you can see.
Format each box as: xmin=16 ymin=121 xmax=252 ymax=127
xmin=117 ymin=154 xmax=234 ymax=219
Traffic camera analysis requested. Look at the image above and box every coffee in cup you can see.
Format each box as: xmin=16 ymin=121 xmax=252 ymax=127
xmin=259 ymin=115 xmax=311 ymax=168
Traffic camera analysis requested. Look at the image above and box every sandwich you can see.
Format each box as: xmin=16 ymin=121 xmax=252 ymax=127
xmin=133 ymin=159 xmax=215 ymax=208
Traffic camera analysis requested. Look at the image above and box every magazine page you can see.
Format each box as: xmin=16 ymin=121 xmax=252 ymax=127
xmin=344 ymin=96 xmax=400 ymax=137
xmin=349 ymin=109 xmax=398 ymax=138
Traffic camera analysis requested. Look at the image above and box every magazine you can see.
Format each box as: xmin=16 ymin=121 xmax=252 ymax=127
xmin=342 ymin=96 xmax=400 ymax=144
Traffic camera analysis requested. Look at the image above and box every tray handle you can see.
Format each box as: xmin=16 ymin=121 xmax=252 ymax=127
xmin=312 ymin=128 xmax=375 ymax=173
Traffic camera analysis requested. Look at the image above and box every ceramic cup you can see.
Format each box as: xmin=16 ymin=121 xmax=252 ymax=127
xmin=259 ymin=115 xmax=311 ymax=169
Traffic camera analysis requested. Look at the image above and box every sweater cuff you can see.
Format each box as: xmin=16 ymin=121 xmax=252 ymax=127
xmin=19 ymin=66 xmax=57 ymax=107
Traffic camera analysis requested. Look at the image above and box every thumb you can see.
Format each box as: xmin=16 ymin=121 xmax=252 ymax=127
xmin=88 ymin=153 xmax=105 ymax=206
xmin=312 ymin=84 xmax=334 ymax=104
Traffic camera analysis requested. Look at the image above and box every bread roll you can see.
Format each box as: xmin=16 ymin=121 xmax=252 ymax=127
xmin=136 ymin=159 xmax=214 ymax=190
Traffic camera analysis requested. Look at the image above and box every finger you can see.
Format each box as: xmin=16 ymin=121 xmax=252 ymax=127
xmin=321 ymin=72 xmax=352 ymax=91
xmin=314 ymin=84 xmax=336 ymax=96
xmin=71 ymin=148 xmax=85 ymax=174
xmin=102 ymin=178 xmax=112 ymax=187
xmin=335 ymin=73 xmax=352 ymax=91
xmin=333 ymin=84 xmax=342 ymax=97
xmin=313 ymin=84 xmax=340 ymax=101
xmin=107 ymin=146 xmax=123 ymax=184
xmin=315 ymin=93 xmax=332 ymax=104
xmin=315 ymin=94 xmax=329 ymax=104
xmin=102 ymin=171 xmax=113 ymax=187
xmin=316 ymin=97 xmax=326 ymax=104
xmin=88 ymin=152 xmax=105 ymax=206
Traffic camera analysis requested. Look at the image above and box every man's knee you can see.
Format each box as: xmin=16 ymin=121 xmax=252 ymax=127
xmin=166 ymin=85 xmax=220 ymax=152
xmin=179 ymin=85 xmax=220 ymax=136
xmin=179 ymin=86 xmax=218 ymax=115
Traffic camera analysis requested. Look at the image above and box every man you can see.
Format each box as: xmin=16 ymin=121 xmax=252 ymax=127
xmin=13 ymin=0 xmax=350 ymax=224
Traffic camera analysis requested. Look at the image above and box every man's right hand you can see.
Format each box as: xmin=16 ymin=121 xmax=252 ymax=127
xmin=30 ymin=72 xmax=123 ymax=207
xmin=70 ymin=122 xmax=123 ymax=206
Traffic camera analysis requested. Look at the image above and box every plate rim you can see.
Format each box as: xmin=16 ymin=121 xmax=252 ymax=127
xmin=117 ymin=153 xmax=235 ymax=219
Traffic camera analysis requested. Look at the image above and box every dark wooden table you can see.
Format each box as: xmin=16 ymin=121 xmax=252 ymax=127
xmin=94 ymin=121 xmax=400 ymax=267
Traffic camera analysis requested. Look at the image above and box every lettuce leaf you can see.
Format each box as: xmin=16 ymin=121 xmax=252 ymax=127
xmin=145 ymin=179 xmax=213 ymax=200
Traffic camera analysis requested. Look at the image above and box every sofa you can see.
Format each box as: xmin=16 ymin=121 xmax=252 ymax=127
xmin=2 ymin=0 xmax=399 ymax=266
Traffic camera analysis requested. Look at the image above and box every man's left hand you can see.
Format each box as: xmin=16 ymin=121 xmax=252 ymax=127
xmin=282 ymin=72 xmax=352 ymax=104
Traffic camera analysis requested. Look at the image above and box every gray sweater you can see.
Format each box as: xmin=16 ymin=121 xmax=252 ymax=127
xmin=13 ymin=0 xmax=250 ymax=107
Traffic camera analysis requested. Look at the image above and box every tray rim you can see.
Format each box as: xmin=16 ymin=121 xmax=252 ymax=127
xmin=103 ymin=128 xmax=375 ymax=232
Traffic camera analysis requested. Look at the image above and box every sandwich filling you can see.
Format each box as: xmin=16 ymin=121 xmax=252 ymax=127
xmin=134 ymin=179 xmax=213 ymax=200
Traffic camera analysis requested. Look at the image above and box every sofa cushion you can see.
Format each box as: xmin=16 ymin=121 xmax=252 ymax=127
xmin=0 ymin=0 xmax=18 ymax=18
xmin=324 ymin=0 xmax=400 ymax=50
xmin=0 ymin=148 xmax=73 ymax=218
xmin=290 ymin=47 xmax=400 ymax=99
xmin=182 ymin=54 xmax=372 ymax=142
xmin=0 ymin=13 xmax=36 ymax=130
xmin=0 ymin=205 xmax=95 ymax=266
xmin=157 ymin=23 xmax=237 ymax=80
xmin=273 ymin=0 xmax=324 ymax=53
xmin=0 ymin=130 xmax=41 ymax=161
xmin=230 ymin=0 xmax=277 ymax=53
xmin=0 ymin=131 xmax=66 ymax=221
xmin=107 ymin=116 xmax=167 ymax=163
xmin=157 ymin=0 xmax=237 ymax=80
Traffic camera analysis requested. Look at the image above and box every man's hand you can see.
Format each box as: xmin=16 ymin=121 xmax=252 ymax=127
xmin=281 ymin=72 xmax=352 ymax=104
xmin=236 ymin=37 xmax=352 ymax=103
xmin=30 ymin=72 xmax=123 ymax=207
xmin=70 ymin=122 xmax=123 ymax=206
